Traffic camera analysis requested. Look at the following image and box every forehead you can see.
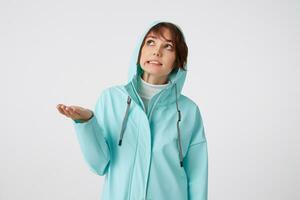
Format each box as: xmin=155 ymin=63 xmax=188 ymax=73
xmin=145 ymin=28 xmax=174 ymax=44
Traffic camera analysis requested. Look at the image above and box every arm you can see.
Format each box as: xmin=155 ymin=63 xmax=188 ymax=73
xmin=72 ymin=91 xmax=111 ymax=176
xmin=183 ymin=106 xmax=208 ymax=200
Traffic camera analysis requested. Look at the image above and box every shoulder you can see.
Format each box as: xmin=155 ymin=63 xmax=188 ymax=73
xmin=97 ymin=84 xmax=128 ymax=99
xmin=94 ymin=84 xmax=129 ymax=107
xmin=179 ymin=94 xmax=204 ymax=120
xmin=179 ymin=94 xmax=202 ymax=110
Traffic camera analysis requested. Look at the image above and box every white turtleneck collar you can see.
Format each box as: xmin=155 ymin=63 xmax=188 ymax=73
xmin=137 ymin=75 xmax=170 ymax=112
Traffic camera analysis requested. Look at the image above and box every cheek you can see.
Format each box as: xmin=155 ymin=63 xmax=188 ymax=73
xmin=139 ymin=53 xmax=145 ymax=64
xmin=166 ymin=54 xmax=176 ymax=66
xmin=140 ymin=48 xmax=149 ymax=62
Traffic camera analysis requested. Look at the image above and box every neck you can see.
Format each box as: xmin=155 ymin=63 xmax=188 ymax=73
xmin=142 ymin=72 xmax=169 ymax=85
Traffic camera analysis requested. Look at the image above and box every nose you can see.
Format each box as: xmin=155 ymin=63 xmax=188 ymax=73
xmin=153 ymin=46 xmax=162 ymax=57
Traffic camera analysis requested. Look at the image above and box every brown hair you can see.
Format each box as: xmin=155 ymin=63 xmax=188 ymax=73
xmin=137 ymin=22 xmax=188 ymax=71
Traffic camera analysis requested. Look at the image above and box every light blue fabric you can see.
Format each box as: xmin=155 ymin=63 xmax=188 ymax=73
xmin=73 ymin=20 xmax=208 ymax=200
xmin=137 ymin=75 xmax=170 ymax=113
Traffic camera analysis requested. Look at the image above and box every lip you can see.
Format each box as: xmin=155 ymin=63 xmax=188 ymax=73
xmin=147 ymin=60 xmax=162 ymax=65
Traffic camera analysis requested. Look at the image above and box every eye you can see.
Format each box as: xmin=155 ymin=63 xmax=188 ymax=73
xmin=146 ymin=39 xmax=155 ymax=45
xmin=165 ymin=44 xmax=174 ymax=50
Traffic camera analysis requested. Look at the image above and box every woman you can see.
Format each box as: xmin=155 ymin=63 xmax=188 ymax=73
xmin=57 ymin=20 xmax=208 ymax=200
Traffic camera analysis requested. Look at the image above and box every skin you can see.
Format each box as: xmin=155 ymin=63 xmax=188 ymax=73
xmin=56 ymin=104 xmax=93 ymax=122
xmin=57 ymin=27 xmax=176 ymax=122
xmin=139 ymin=27 xmax=176 ymax=85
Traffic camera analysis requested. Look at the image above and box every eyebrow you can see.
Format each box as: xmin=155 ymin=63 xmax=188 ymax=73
xmin=146 ymin=35 xmax=174 ymax=45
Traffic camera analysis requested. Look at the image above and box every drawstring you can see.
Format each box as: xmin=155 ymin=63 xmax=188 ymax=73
xmin=118 ymin=85 xmax=184 ymax=167
xmin=175 ymin=83 xmax=184 ymax=167
xmin=118 ymin=96 xmax=131 ymax=146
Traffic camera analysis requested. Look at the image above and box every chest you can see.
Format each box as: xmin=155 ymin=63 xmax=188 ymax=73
xmin=102 ymin=101 xmax=193 ymax=157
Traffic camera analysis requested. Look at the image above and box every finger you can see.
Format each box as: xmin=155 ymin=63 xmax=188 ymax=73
xmin=64 ymin=106 xmax=74 ymax=116
xmin=57 ymin=104 xmax=68 ymax=115
xmin=69 ymin=106 xmax=82 ymax=116
xmin=73 ymin=106 xmax=85 ymax=113
xmin=67 ymin=106 xmax=81 ymax=118
xmin=60 ymin=105 xmax=72 ymax=117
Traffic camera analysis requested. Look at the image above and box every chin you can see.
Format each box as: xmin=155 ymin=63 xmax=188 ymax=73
xmin=142 ymin=66 xmax=163 ymax=75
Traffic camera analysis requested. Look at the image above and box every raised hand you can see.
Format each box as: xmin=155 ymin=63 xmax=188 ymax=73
xmin=56 ymin=104 xmax=93 ymax=122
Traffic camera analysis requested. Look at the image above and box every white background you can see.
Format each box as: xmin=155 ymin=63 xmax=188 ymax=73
xmin=1 ymin=0 xmax=299 ymax=199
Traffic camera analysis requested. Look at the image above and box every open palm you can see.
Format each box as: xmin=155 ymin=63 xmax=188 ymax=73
xmin=56 ymin=104 xmax=93 ymax=122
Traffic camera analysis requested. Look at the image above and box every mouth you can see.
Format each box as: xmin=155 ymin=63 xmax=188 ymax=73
xmin=147 ymin=60 xmax=162 ymax=66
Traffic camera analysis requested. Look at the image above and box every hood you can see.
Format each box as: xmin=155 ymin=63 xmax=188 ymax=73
xmin=121 ymin=20 xmax=187 ymax=167
xmin=125 ymin=20 xmax=187 ymax=107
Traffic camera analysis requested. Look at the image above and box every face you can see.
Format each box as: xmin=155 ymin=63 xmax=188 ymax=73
xmin=139 ymin=28 xmax=176 ymax=83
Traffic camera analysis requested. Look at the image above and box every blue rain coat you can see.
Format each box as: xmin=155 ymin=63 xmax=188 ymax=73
xmin=73 ymin=20 xmax=208 ymax=200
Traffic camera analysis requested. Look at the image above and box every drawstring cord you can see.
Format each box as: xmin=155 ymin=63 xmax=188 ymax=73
xmin=118 ymin=96 xmax=132 ymax=146
xmin=175 ymin=83 xmax=184 ymax=167
xmin=118 ymin=84 xmax=184 ymax=167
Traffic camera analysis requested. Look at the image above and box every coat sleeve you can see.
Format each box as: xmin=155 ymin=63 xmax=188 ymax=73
xmin=72 ymin=91 xmax=111 ymax=176
xmin=183 ymin=106 xmax=208 ymax=200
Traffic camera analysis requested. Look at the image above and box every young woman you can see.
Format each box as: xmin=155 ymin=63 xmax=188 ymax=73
xmin=57 ymin=20 xmax=208 ymax=200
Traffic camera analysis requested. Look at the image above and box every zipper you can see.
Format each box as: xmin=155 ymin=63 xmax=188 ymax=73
xmin=147 ymin=89 xmax=166 ymax=121
xmin=130 ymin=75 xmax=173 ymax=119
xmin=130 ymin=81 xmax=147 ymax=113
xmin=130 ymin=76 xmax=173 ymax=199
xmin=144 ymin=88 xmax=169 ymax=199
xmin=127 ymin=115 xmax=142 ymax=200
